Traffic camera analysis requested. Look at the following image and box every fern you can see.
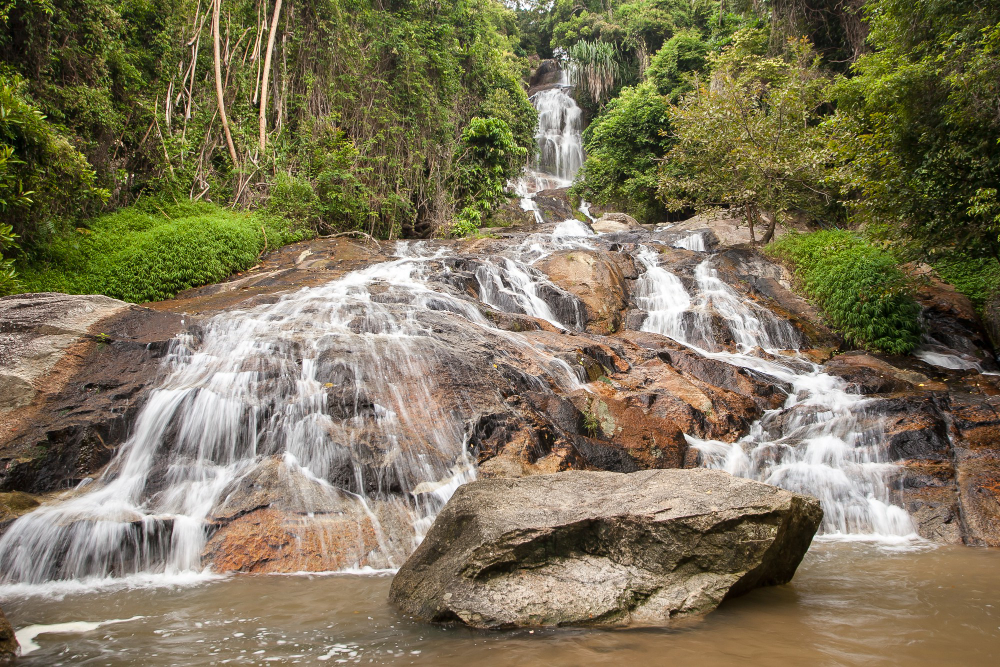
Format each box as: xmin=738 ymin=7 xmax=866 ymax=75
xmin=767 ymin=230 xmax=922 ymax=354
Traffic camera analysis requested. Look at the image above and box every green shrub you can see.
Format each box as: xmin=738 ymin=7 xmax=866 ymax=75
xmin=767 ymin=230 xmax=922 ymax=354
xmin=931 ymin=254 xmax=1000 ymax=312
xmin=17 ymin=202 xmax=311 ymax=303
xmin=0 ymin=221 xmax=19 ymax=295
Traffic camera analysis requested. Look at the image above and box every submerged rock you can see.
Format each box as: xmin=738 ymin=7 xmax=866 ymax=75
xmin=0 ymin=604 xmax=17 ymax=660
xmin=388 ymin=469 xmax=822 ymax=629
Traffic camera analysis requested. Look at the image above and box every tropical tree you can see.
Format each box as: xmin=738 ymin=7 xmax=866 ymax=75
xmin=658 ymin=30 xmax=836 ymax=243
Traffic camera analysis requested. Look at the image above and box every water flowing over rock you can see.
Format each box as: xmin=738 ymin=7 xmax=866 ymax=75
xmin=1 ymin=212 xmax=999 ymax=588
xmin=387 ymin=469 xmax=823 ymax=628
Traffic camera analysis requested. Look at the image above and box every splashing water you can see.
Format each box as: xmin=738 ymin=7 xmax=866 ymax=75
xmin=0 ymin=239 xmax=591 ymax=587
xmin=635 ymin=246 xmax=919 ymax=542
xmin=672 ymin=232 xmax=707 ymax=252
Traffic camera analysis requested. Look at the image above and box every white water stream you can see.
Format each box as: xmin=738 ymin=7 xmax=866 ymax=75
xmin=513 ymin=67 xmax=589 ymax=222
xmin=635 ymin=246 xmax=918 ymax=541
xmin=0 ymin=240 xmax=593 ymax=588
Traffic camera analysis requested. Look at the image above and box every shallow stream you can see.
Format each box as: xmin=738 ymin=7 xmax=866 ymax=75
xmin=3 ymin=541 xmax=998 ymax=665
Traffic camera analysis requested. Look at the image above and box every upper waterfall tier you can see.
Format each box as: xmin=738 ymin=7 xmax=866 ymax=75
xmin=530 ymin=70 xmax=584 ymax=186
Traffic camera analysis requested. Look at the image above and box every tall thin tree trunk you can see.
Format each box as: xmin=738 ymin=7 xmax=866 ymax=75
xmin=745 ymin=204 xmax=757 ymax=244
xmin=259 ymin=0 xmax=283 ymax=151
xmin=213 ymin=0 xmax=239 ymax=167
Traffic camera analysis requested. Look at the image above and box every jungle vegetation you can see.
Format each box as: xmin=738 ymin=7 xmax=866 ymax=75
xmin=2 ymin=0 xmax=1000 ymax=354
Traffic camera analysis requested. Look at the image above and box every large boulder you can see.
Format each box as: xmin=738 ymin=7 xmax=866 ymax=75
xmin=0 ymin=605 xmax=17 ymax=661
xmin=532 ymin=188 xmax=576 ymax=223
xmin=388 ymin=469 xmax=822 ymax=629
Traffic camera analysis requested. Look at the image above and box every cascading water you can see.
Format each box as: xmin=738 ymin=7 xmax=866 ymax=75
xmin=634 ymin=246 xmax=918 ymax=541
xmin=0 ymin=239 xmax=594 ymax=586
xmin=532 ymin=70 xmax=584 ymax=183
xmin=513 ymin=67 xmax=588 ymax=220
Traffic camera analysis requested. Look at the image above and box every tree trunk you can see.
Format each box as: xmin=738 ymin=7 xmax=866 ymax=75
xmin=745 ymin=204 xmax=757 ymax=244
xmin=760 ymin=212 xmax=778 ymax=244
xmin=259 ymin=0 xmax=283 ymax=151
xmin=212 ymin=0 xmax=239 ymax=167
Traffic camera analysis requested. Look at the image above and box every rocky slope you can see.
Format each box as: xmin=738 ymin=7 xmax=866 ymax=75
xmin=1 ymin=216 xmax=999 ymax=575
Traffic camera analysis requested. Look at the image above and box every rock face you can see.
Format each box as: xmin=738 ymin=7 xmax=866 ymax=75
xmin=537 ymin=249 xmax=632 ymax=334
xmin=0 ymin=293 xmax=129 ymax=414
xmin=0 ymin=295 xmax=184 ymax=493
xmin=388 ymin=469 xmax=823 ymax=629
xmin=0 ymin=605 xmax=17 ymax=660
xmin=591 ymin=212 xmax=641 ymax=233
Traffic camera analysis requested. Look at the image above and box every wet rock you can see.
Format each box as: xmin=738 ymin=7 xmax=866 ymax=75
xmin=823 ymin=352 xmax=939 ymax=394
xmin=592 ymin=213 xmax=640 ymax=233
xmin=0 ymin=293 xmax=130 ymax=414
xmin=900 ymin=461 xmax=963 ymax=544
xmin=388 ymin=469 xmax=823 ymax=628
xmin=946 ymin=394 xmax=1000 ymax=547
xmin=203 ymin=457 xmax=414 ymax=572
xmin=487 ymin=200 xmax=536 ymax=230
xmin=0 ymin=605 xmax=17 ymax=661
xmin=528 ymin=58 xmax=562 ymax=97
xmin=0 ymin=490 xmax=40 ymax=536
xmin=908 ymin=263 xmax=998 ymax=368
xmin=713 ymin=248 xmax=840 ymax=352
xmin=532 ymin=188 xmax=576 ymax=224
xmin=537 ymin=250 xmax=629 ymax=334
xmin=0 ymin=300 xmax=184 ymax=493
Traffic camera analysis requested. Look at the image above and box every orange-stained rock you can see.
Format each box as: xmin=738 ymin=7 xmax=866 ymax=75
xmin=947 ymin=394 xmax=1000 ymax=547
xmin=203 ymin=508 xmax=382 ymax=574
xmin=537 ymin=249 xmax=630 ymax=334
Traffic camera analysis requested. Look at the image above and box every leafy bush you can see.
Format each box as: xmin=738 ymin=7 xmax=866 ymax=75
xmin=659 ymin=31 xmax=839 ymax=244
xmin=18 ymin=202 xmax=311 ymax=303
xmin=0 ymin=221 xmax=19 ymax=295
xmin=767 ymin=230 xmax=922 ymax=354
xmin=450 ymin=116 xmax=527 ymax=237
xmin=571 ymin=81 xmax=673 ymax=223
xmin=931 ymin=254 xmax=1000 ymax=312
xmin=645 ymin=29 xmax=710 ymax=99
xmin=0 ymin=75 xmax=108 ymax=249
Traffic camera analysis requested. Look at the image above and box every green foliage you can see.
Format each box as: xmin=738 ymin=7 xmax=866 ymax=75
xmin=17 ymin=202 xmax=310 ymax=303
xmin=572 ymin=81 xmax=673 ymax=222
xmin=582 ymin=402 xmax=601 ymax=437
xmin=659 ymin=31 xmax=838 ymax=242
xmin=645 ymin=29 xmax=710 ymax=98
xmin=0 ymin=75 xmax=108 ymax=249
xmin=567 ymin=39 xmax=632 ymax=107
xmin=828 ymin=0 xmax=1000 ymax=260
xmin=451 ymin=116 xmax=527 ymax=236
xmin=768 ymin=230 xmax=922 ymax=354
xmin=931 ymin=253 xmax=1000 ymax=313
xmin=0 ymin=221 xmax=19 ymax=295
xmin=1 ymin=0 xmax=536 ymax=249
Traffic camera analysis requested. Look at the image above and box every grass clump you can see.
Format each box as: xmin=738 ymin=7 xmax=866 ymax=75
xmin=766 ymin=230 xmax=922 ymax=354
xmin=18 ymin=201 xmax=311 ymax=303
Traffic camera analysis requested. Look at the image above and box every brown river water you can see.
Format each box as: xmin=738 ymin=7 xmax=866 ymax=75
xmin=2 ymin=540 xmax=998 ymax=666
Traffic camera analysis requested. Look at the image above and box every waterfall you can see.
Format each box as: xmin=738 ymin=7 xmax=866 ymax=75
xmin=512 ymin=67 xmax=586 ymax=217
xmin=0 ymin=239 xmax=591 ymax=586
xmin=531 ymin=70 xmax=584 ymax=184
xmin=635 ymin=247 xmax=918 ymax=541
